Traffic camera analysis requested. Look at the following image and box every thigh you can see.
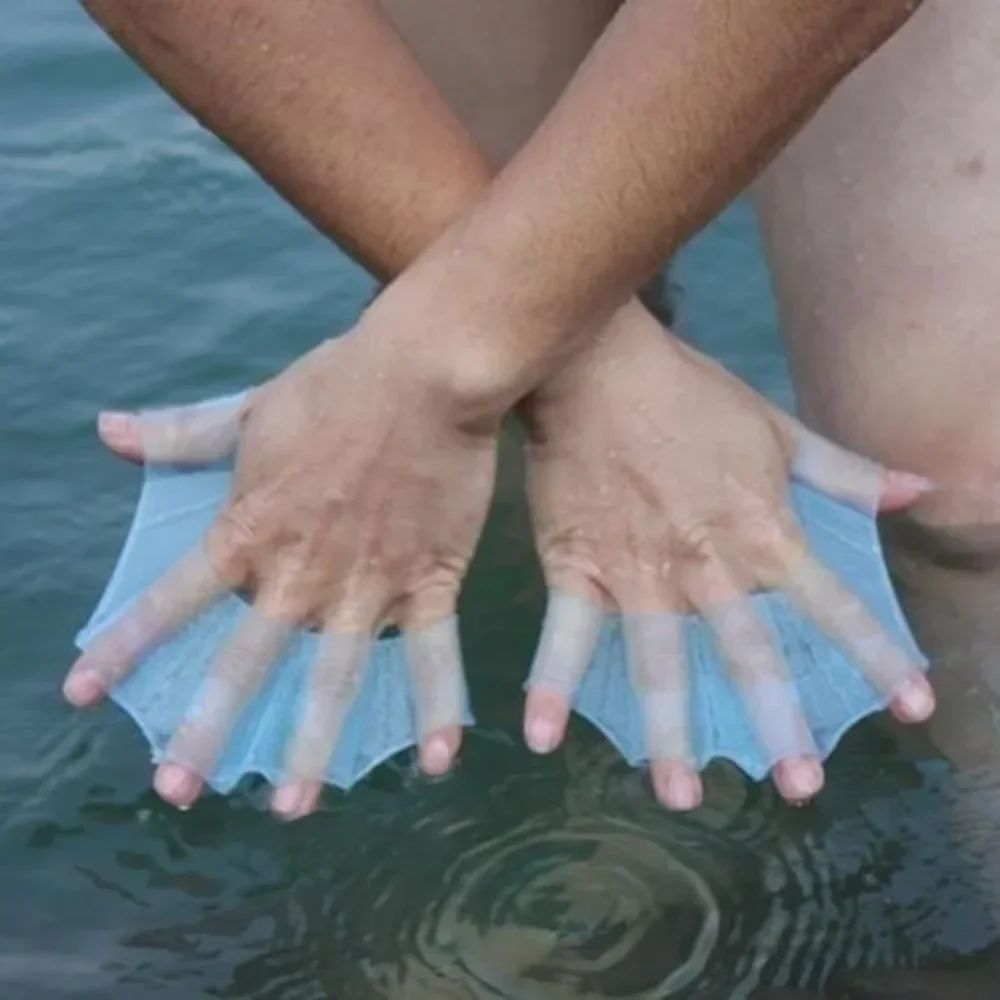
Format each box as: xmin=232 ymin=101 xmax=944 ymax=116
xmin=756 ymin=0 xmax=1000 ymax=776
xmin=378 ymin=0 xmax=623 ymax=167
xmin=756 ymin=0 xmax=1000 ymax=516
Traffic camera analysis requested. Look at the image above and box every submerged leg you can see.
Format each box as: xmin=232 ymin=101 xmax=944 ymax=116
xmin=756 ymin=0 xmax=1000 ymax=991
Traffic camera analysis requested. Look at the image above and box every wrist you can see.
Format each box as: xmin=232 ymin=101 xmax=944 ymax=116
xmin=530 ymin=299 xmax=682 ymax=413
xmin=346 ymin=281 xmax=520 ymax=434
xmin=356 ymin=242 xmax=594 ymax=427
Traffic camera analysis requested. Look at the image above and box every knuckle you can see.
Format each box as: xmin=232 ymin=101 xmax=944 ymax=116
xmin=739 ymin=506 xmax=805 ymax=566
xmin=541 ymin=542 xmax=599 ymax=578
xmin=416 ymin=553 xmax=468 ymax=590
xmin=256 ymin=586 xmax=314 ymax=627
xmin=401 ymin=586 xmax=460 ymax=630
xmin=673 ymin=519 xmax=715 ymax=562
xmin=738 ymin=512 xmax=783 ymax=553
xmin=325 ymin=596 xmax=381 ymax=634
xmin=540 ymin=544 xmax=608 ymax=603
xmin=217 ymin=501 xmax=263 ymax=552
xmin=205 ymin=506 xmax=261 ymax=583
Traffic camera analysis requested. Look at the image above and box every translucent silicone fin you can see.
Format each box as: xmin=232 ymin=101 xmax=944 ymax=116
xmin=527 ymin=479 xmax=927 ymax=781
xmin=74 ymin=392 xmax=474 ymax=794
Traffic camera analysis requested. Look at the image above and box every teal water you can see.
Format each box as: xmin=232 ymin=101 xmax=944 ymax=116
xmin=2 ymin=3 xmax=997 ymax=997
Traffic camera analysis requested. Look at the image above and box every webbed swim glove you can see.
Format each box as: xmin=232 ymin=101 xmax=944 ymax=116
xmin=74 ymin=391 xmax=473 ymax=793
xmin=76 ymin=390 xmax=928 ymax=797
xmin=526 ymin=432 xmax=930 ymax=784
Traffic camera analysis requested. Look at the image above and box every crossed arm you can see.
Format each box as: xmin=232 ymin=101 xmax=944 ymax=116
xmin=83 ymin=0 xmax=921 ymax=388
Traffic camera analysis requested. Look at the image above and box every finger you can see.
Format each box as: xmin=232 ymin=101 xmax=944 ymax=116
xmin=783 ymin=555 xmax=935 ymax=724
xmin=524 ymin=590 xmax=603 ymax=754
xmin=788 ymin=423 xmax=932 ymax=513
xmin=623 ymin=612 xmax=702 ymax=811
xmin=405 ymin=616 xmax=468 ymax=777
xmin=155 ymin=609 xmax=291 ymax=808
xmin=686 ymin=557 xmax=823 ymax=804
xmin=63 ymin=547 xmax=225 ymax=707
xmin=98 ymin=394 xmax=247 ymax=465
xmin=271 ymin=629 xmax=370 ymax=821
xmin=878 ymin=470 xmax=937 ymax=513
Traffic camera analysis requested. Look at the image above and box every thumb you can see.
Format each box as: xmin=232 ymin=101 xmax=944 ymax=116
xmin=877 ymin=469 xmax=937 ymax=513
xmin=98 ymin=392 xmax=251 ymax=465
xmin=772 ymin=414 xmax=934 ymax=513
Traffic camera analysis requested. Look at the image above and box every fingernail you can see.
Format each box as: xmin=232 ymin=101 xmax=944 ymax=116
xmin=894 ymin=472 xmax=936 ymax=496
xmin=781 ymin=757 xmax=823 ymax=802
xmin=661 ymin=770 xmax=701 ymax=811
xmin=272 ymin=784 xmax=309 ymax=820
xmin=895 ymin=677 xmax=935 ymax=722
xmin=526 ymin=717 xmax=560 ymax=754
xmin=423 ymin=737 xmax=452 ymax=775
xmin=98 ymin=411 xmax=131 ymax=433
xmin=154 ymin=763 xmax=198 ymax=806
xmin=98 ymin=411 xmax=137 ymax=448
xmin=62 ymin=668 xmax=106 ymax=707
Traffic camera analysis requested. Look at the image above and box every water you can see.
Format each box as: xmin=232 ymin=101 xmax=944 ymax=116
xmin=1 ymin=2 xmax=997 ymax=997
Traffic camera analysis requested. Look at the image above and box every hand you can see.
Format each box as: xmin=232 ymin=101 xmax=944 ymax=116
xmin=64 ymin=331 xmax=497 ymax=819
xmin=520 ymin=302 xmax=935 ymax=809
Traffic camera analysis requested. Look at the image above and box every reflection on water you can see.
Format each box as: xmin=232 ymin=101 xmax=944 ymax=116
xmin=6 ymin=709 xmax=997 ymax=998
xmin=360 ymin=752 xmax=723 ymax=999
xmin=2 ymin=2 xmax=999 ymax=998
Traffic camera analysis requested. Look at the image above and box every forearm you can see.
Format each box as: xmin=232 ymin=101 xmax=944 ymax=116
xmin=382 ymin=0 xmax=923 ymax=394
xmin=81 ymin=0 xmax=667 ymax=419
xmin=81 ymin=0 xmax=490 ymax=279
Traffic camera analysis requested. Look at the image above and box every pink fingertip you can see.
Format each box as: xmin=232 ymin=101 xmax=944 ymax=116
xmin=153 ymin=763 xmax=203 ymax=809
xmin=62 ymin=667 xmax=107 ymax=707
xmin=773 ymin=756 xmax=824 ymax=804
xmin=420 ymin=735 xmax=454 ymax=776
xmin=890 ymin=675 xmax=936 ymax=723
xmin=653 ymin=763 xmax=703 ymax=811
xmin=417 ymin=724 xmax=462 ymax=777
xmin=272 ymin=781 xmax=319 ymax=821
xmin=524 ymin=690 xmax=569 ymax=755
xmin=526 ymin=717 xmax=561 ymax=754
xmin=879 ymin=471 xmax=936 ymax=513
xmin=97 ymin=411 xmax=143 ymax=461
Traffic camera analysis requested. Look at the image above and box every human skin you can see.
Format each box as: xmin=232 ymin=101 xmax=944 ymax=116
xmin=70 ymin=0 xmax=931 ymax=819
xmin=755 ymin=0 xmax=1000 ymax=977
xmin=79 ymin=0 xmax=925 ymax=406
xmin=350 ymin=0 xmax=927 ymax=412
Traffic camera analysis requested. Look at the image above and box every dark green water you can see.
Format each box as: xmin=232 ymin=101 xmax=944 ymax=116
xmin=2 ymin=3 xmax=997 ymax=997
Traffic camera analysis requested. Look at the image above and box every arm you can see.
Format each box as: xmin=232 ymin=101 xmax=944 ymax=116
xmin=81 ymin=0 xmax=490 ymax=279
xmin=372 ymin=0 xmax=923 ymax=404
xmin=85 ymin=0 xmax=920 ymax=355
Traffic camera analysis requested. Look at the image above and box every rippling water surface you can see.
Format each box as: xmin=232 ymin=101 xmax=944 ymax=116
xmin=2 ymin=3 xmax=998 ymax=997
